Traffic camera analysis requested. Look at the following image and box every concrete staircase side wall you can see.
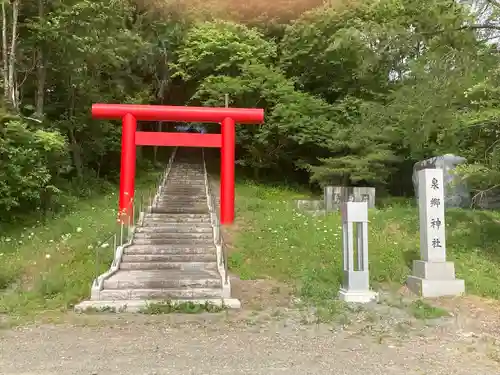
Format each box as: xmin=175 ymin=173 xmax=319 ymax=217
xmin=201 ymin=149 xmax=231 ymax=299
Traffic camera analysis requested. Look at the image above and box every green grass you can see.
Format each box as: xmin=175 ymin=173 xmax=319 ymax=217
xmin=139 ymin=301 xmax=226 ymax=314
xmin=409 ymin=300 xmax=449 ymax=319
xmin=229 ymin=181 xmax=500 ymax=306
xmin=0 ymin=170 xmax=162 ymax=323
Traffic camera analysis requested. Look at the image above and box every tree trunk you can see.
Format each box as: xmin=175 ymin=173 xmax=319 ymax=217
xmin=35 ymin=0 xmax=45 ymax=118
xmin=68 ymin=129 xmax=83 ymax=178
xmin=1 ymin=1 xmax=8 ymax=103
xmin=68 ymin=85 xmax=83 ymax=178
xmin=153 ymin=122 xmax=162 ymax=164
xmin=136 ymin=121 xmax=142 ymax=159
xmin=342 ymin=174 xmax=350 ymax=186
xmin=153 ymin=51 xmax=169 ymax=165
xmin=7 ymin=0 xmax=19 ymax=110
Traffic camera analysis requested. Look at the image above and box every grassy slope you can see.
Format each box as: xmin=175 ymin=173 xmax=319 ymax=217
xmin=0 ymin=171 xmax=161 ymax=321
xmin=2 ymin=172 xmax=498 ymax=323
xmin=230 ymin=181 xmax=500 ymax=304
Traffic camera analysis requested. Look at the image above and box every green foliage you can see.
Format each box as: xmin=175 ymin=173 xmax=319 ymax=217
xmin=409 ymin=300 xmax=449 ymax=320
xmin=173 ymin=20 xmax=277 ymax=81
xmin=180 ymin=0 xmax=500 ymax=190
xmin=0 ymin=116 xmax=70 ymax=214
xmin=451 ymin=60 xmax=500 ymax=192
xmin=0 ymin=0 xmax=183 ymax=220
xmin=3 ymin=0 xmax=500 ymax=219
xmin=140 ymin=300 xmax=225 ymax=314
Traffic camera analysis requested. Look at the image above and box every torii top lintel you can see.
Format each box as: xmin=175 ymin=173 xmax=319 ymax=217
xmin=91 ymin=103 xmax=264 ymax=124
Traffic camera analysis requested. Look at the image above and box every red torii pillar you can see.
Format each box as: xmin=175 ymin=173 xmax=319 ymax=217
xmin=91 ymin=104 xmax=264 ymax=225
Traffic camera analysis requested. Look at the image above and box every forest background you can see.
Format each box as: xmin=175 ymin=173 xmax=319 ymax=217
xmin=1 ymin=0 xmax=500 ymax=223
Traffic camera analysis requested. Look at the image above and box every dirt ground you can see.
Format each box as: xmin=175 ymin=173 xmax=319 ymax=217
xmin=1 ymin=278 xmax=500 ymax=375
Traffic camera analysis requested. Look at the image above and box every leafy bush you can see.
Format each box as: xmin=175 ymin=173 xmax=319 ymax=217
xmin=0 ymin=116 xmax=71 ymax=216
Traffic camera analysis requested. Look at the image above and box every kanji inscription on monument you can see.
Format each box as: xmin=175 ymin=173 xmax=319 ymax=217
xmin=421 ymin=174 xmax=446 ymax=262
xmin=407 ymin=168 xmax=465 ymax=297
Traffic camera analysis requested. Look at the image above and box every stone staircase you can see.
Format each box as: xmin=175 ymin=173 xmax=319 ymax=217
xmin=76 ymin=147 xmax=239 ymax=311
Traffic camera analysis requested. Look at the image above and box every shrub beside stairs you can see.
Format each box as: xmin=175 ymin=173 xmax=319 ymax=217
xmin=75 ymin=147 xmax=240 ymax=312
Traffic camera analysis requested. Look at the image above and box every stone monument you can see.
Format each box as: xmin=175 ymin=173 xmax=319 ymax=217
xmin=324 ymin=186 xmax=376 ymax=211
xmin=412 ymin=154 xmax=470 ymax=208
xmin=475 ymin=188 xmax=500 ymax=210
xmin=294 ymin=199 xmax=324 ymax=212
xmin=338 ymin=201 xmax=378 ymax=303
xmin=407 ymin=169 xmax=465 ymax=297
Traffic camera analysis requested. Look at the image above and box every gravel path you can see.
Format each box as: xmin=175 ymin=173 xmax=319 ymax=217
xmin=1 ymin=312 xmax=499 ymax=375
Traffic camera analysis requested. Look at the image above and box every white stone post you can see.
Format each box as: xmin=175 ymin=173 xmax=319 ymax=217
xmin=407 ymin=169 xmax=465 ymax=297
xmin=338 ymin=201 xmax=378 ymax=303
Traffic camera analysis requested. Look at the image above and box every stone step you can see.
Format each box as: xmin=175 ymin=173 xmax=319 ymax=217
xmin=155 ymin=199 xmax=207 ymax=204
xmin=157 ymin=195 xmax=207 ymax=200
xmin=154 ymin=203 xmax=207 ymax=208
xmin=169 ymin=167 xmax=203 ymax=169
xmin=104 ymin=272 xmax=221 ymax=289
xmin=124 ymin=245 xmax=215 ymax=255
xmin=166 ymin=175 xmax=203 ymax=176
xmin=119 ymin=261 xmax=216 ymax=270
xmin=133 ymin=238 xmax=213 ymax=245
xmin=152 ymin=205 xmax=206 ymax=209
xmin=161 ymin=191 xmax=206 ymax=196
xmin=166 ymin=178 xmax=205 ymax=184
xmin=159 ymin=194 xmax=205 ymax=199
xmin=135 ymin=225 xmax=212 ymax=233
xmin=168 ymin=168 xmax=203 ymax=171
xmin=134 ymin=232 xmax=212 ymax=240
xmin=159 ymin=195 xmax=206 ymax=200
xmin=165 ymin=182 xmax=205 ymax=188
xmin=99 ymin=288 xmax=222 ymax=300
xmin=157 ymin=195 xmax=206 ymax=199
xmin=165 ymin=174 xmax=203 ymax=176
xmin=160 ymin=192 xmax=205 ymax=197
xmin=162 ymin=182 xmax=205 ymax=186
xmin=165 ymin=183 xmax=205 ymax=187
xmin=159 ymin=189 xmax=201 ymax=195
xmin=122 ymin=254 xmax=216 ymax=263
xmin=165 ymin=181 xmax=205 ymax=185
xmin=166 ymin=178 xmax=204 ymax=181
xmin=163 ymin=180 xmax=204 ymax=183
xmin=150 ymin=207 xmax=208 ymax=214
xmin=164 ymin=185 xmax=204 ymax=189
xmin=169 ymin=166 xmax=203 ymax=169
xmin=153 ymin=205 xmax=208 ymax=211
xmin=142 ymin=219 xmax=211 ymax=226
xmin=161 ymin=189 xmax=207 ymax=200
xmin=162 ymin=188 xmax=206 ymax=193
xmin=143 ymin=213 xmax=210 ymax=221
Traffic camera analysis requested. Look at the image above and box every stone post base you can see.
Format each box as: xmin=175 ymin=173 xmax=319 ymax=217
xmin=407 ymin=260 xmax=465 ymax=297
xmin=338 ymin=288 xmax=378 ymax=303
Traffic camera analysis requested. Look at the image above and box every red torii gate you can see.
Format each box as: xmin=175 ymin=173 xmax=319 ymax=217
xmin=91 ymin=104 xmax=264 ymax=225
